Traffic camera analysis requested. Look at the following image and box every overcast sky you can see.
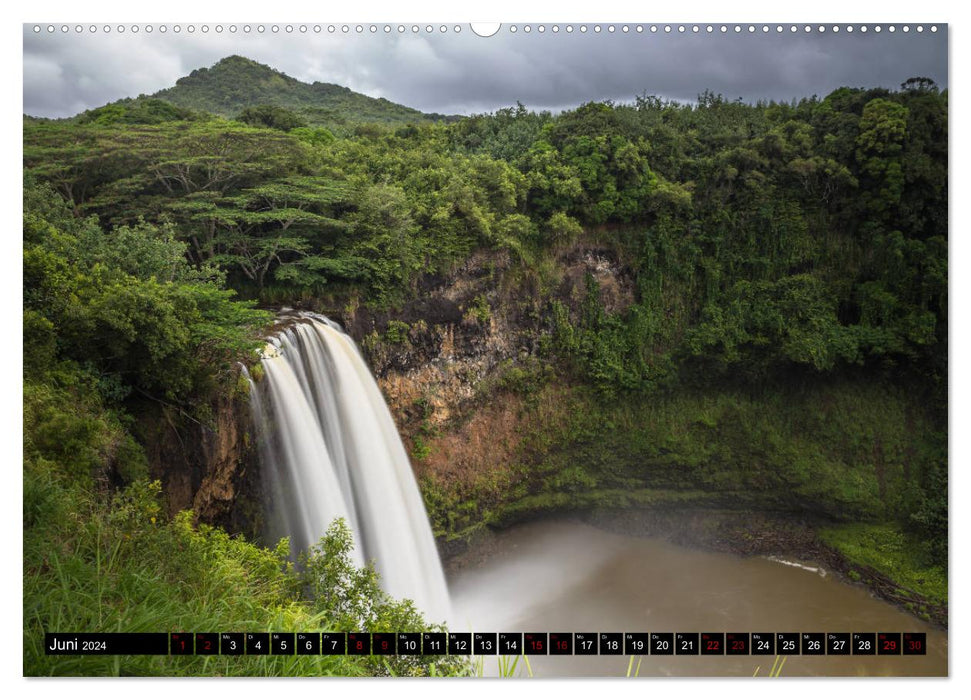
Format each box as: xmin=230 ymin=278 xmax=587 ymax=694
xmin=23 ymin=23 xmax=948 ymax=118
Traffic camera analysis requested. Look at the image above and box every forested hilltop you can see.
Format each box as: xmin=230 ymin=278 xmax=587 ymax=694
xmin=37 ymin=55 xmax=458 ymax=133
xmin=23 ymin=59 xmax=948 ymax=674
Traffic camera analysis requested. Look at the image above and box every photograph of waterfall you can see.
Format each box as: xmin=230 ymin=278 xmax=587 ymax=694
xmin=20 ymin=7 xmax=950 ymax=687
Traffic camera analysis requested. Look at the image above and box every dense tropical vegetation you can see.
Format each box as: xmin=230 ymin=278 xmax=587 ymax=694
xmin=23 ymin=55 xmax=947 ymax=675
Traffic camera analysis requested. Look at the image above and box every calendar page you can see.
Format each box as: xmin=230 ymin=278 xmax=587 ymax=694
xmin=22 ymin=14 xmax=948 ymax=681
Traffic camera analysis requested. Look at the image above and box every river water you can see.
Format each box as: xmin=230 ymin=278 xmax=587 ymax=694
xmin=448 ymin=518 xmax=946 ymax=677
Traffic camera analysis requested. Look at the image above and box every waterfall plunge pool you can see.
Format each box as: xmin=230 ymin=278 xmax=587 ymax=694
xmin=448 ymin=518 xmax=946 ymax=677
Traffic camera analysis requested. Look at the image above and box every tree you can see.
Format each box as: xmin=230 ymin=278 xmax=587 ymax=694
xmin=210 ymin=177 xmax=350 ymax=290
xmin=23 ymin=182 xmax=269 ymax=404
xmin=855 ymin=98 xmax=909 ymax=215
xmin=236 ymin=104 xmax=308 ymax=132
xmin=344 ymin=183 xmax=422 ymax=302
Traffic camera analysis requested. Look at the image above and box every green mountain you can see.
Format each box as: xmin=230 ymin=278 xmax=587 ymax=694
xmin=150 ymin=55 xmax=456 ymax=128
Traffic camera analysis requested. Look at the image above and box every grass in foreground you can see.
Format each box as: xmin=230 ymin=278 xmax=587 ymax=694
xmin=24 ymin=466 xmax=468 ymax=677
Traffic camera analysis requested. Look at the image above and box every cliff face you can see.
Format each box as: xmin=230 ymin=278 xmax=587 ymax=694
xmin=136 ymin=239 xmax=633 ymax=542
xmin=312 ymin=242 xmax=637 ymax=543
xmin=341 ymin=243 xmax=634 ymax=442
xmin=135 ymin=391 xmax=262 ymax=538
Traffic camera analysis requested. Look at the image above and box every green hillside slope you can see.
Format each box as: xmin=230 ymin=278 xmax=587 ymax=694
xmin=151 ymin=55 xmax=456 ymax=128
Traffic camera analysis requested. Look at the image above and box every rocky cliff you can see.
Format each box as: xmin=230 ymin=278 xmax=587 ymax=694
xmin=135 ymin=391 xmax=262 ymax=537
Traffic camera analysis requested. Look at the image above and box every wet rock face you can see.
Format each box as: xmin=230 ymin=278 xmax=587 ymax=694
xmin=559 ymin=247 xmax=636 ymax=315
xmin=326 ymin=243 xmax=636 ymax=446
xmin=335 ymin=251 xmax=525 ymax=436
xmin=191 ymin=397 xmax=254 ymax=525
xmin=137 ymin=393 xmax=261 ymax=537
xmin=353 ymin=244 xmax=631 ymax=431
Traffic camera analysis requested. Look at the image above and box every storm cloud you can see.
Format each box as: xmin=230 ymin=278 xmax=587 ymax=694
xmin=23 ymin=23 xmax=948 ymax=118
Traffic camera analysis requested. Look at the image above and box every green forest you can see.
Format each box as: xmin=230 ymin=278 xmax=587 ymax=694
xmin=23 ymin=55 xmax=947 ymax=676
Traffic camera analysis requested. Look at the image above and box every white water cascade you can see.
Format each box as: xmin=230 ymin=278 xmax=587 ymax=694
xmin=245 ymin=313 xmax=451 ymax=625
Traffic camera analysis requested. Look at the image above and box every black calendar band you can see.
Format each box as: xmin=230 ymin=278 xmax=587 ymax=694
xmin=44 ymin=631 xmax=927 ymax=656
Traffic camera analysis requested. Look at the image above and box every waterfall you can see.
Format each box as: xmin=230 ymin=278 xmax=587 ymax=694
xmin=245 ymin=313 xmax=451 ymax=625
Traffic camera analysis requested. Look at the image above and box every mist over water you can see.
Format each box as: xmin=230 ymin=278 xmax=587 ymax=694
xmin=247 ymin=314 xmax=451 ymax=626
xmin=450 ymin=519 xmax=947 ymax=677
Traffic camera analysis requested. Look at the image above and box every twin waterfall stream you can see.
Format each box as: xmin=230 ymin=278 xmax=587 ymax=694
xmin=244 ymin=313 xmax=451 ymax=626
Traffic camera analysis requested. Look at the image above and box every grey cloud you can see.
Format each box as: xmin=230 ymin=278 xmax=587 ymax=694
xmin=23 ymin=24 xmax=948 ymax=118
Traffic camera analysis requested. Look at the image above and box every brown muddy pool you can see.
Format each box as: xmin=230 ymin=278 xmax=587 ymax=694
xmin=448 ymin=518 xmax=947 ymax=677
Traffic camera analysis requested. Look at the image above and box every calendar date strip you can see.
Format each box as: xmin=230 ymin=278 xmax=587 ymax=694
xmin=45 ymin=631 xmax=927 ymax=656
